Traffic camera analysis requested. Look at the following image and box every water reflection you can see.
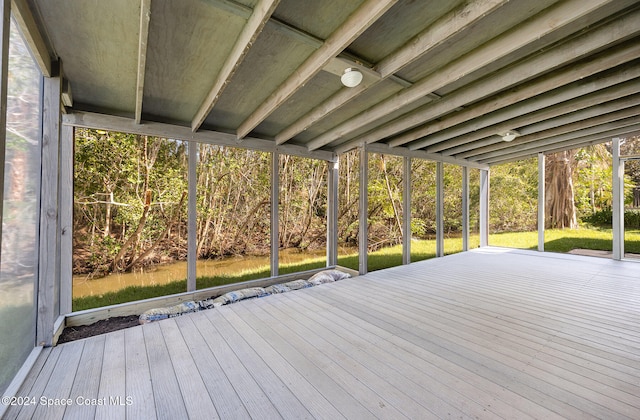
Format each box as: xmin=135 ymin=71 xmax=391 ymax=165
xmin=72 ymin=248 xmax=327 ymax=298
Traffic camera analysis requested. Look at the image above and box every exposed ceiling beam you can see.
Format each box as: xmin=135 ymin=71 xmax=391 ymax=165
xmin=474 ymin=115 xmax=640 ymax=162
xmin=403 ymin=42 xmax=640 ymax=152
xmin=203 ymin=0 xmax=251 ymax=19
xmin=365 ymin=143 xmax=489 ymax=170
xmin=461 ymin=105 xmax=640 ymax=159
xmin=274 ymin=0 xmax=509 ymax=145
xmin=390 ymin=13 xmax=640 ymax=150
xmin=306 ymin=0 xmax=618 ymax=151
xmin=191 ymin=0 xmax=280 ymax=132
xmin=11 ymin=0 xmax=53 ymax=76
xmin=477 ymin=120 xmax=640 ymax=164
xmin=486 ymin=129 xmax=640 ymax=166
xmin=491 ymin=131 xmax=640 ymax=166
xmin=452 ymin=92 xmax=640 ymax=158
xmin=135 ymin=0 xmax=151 ymax=124
xmin=235 ymin=0 xmax=399 ymax=140
xmin=444 ymin=87 xmax=640 ymax=157
xmin=64 ymin=111 xmax=335 ymax=162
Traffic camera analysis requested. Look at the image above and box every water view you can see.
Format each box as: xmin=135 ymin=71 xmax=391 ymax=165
xmin=72 ymin=248 xmax=327 ymax=298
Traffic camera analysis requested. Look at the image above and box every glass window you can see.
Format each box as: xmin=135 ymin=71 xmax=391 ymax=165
xmin=0 ymin=18 xmax=42 ymax=394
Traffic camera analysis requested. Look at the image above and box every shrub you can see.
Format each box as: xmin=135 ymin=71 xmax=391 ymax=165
xmin=583 ymin=208 xmax=640 ymax=228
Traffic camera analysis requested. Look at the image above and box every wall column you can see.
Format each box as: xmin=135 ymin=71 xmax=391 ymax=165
xmin=538 ymin=153 xmax=545 ymax=252
xmin=402 ymin=156 xmax=411 ymax=264
xmin=187 ymin=142 xmax=197 ymax=291
xmin=271 ymin=151 xmax=279 ymax=276
xmin=436 ymin=161 xmax=444 ymax=257
xmin=37 ymin=61 xmax=62 ymax=346
xmin=462 ymin=166 xmax=469 ymax=252
xmin=327 ymin=157 xmax=338 ymax=267
xmin=59 ymin=124 xmax=74 ymax=314
xmin=479 ymin=168 xmax=489 ymax=247
xmin=612 ymin=137 xmax=624 ymax=260
xmin=358 ymin=147 xmax=368 ymax=275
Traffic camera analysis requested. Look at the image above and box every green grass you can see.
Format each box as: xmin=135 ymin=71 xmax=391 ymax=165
xmin=490 ymin=227 xmax=640 ymax=253
xmin=72 ymin=227 xmax=640 ymax=312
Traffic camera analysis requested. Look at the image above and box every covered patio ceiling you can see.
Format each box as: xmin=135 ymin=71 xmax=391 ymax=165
xmin=25 ymin=0 xmax=640 ymax=165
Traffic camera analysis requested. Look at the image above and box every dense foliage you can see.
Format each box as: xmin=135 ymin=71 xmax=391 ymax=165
xmin=74 ymin=129 xmax=639 ymax=277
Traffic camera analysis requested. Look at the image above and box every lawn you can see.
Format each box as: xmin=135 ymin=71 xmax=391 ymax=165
xmin=72 ymin=227 xmax=640 ymax=311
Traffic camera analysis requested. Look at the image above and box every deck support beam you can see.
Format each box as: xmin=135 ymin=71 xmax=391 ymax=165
xmin=480 ymin=168 xmax=489 ymax=247
xmin=462 ymin=166 xmax=469 ymax=252
xmin=59 ymin=124 xmax=74 ymax=314
xmin=187 ymin=142 xmax=197 ymax=291
xmin=436 ymin=162 xmax=444 ymax=257
xmin=612 ymin=137 xmax=624 ymax=260
xmin=327 ymin=158 xmax=338 ymax=266
xmin=37 ymin=61 xmax=62 ymax=347
xmin=402 ymin=156 xmax=411 ymax=264
xmin=538 ymin=153 xmax=545 ymax=252
xmin=358 ymin=147 xmax=368 ymax=274
xmin=271 ymin=151 xmax=279 ymax=276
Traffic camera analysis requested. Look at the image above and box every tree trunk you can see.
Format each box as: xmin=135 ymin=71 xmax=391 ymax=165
xmin=545 ymin=151 xmax=578 ymax=229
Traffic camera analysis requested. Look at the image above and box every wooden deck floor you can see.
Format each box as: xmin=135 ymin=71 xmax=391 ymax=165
xmin=4 ymin=248 xmax=640 ymax=419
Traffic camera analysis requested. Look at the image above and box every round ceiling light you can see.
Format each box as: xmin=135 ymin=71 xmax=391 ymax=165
xmin=341 ymin=68 xmax=363 ymax=88
xmin=501 ymin=130 xmax=520 ymax=142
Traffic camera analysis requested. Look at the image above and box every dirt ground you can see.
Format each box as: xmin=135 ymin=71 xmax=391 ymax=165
xmin=57 ymin=315 xmax=140 ymax=344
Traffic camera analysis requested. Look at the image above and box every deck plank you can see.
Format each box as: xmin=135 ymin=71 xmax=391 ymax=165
xmin=208 ymin=309 xmax=313 ymax=419
xmin=124 ymin=326 xmax=156 ymax=420
xmin=190 ymin=310 xmax=282 ymax=419
xmin=223 ymin=303 xmax=377 ymax=419
xmin=94 ymin=330 xmax=126 ymax=420
xmin=30 ymin=341 xmax=84 ymax=420
xmin=63 ymin=335 xmax=105 ymax=420
xmin=237 ymin=299 xmax=410 ymax=420
xmin=173 ymin=315 xmax=250 ymax=419
xmin=142 ymin=322 xmax=189 ymax=420
xmin=157 ymin=319 xmax=218 ymax=419
xmin=254 ymin=294 xmax=474 ymax=419
xmin=330 ymin=277 xmax=640 ymax=418
xmin=275 ymin=290 xmax=546 ymax=420
xmin=6 ymin=248 xmax=640 ymax=420
xmin=217 ymin=306 xmax=346 ymax=420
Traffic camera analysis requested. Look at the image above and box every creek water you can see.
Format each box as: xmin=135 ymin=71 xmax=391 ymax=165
xmin=72 ymin=248 xmax=328 ymax=298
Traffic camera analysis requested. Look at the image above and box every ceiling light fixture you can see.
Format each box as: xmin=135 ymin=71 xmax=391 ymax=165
xmin=341 ymin=68 xmax=363 ymax=88
xmin=500 ymin=130 xmax=520 ymax=142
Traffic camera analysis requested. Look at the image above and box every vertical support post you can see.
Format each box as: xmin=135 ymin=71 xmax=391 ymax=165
xmin=187 ymin=142 xmax=197 ymax=291
xmin=462 ymin=166 xmax=469 ymax=252
xmin=37 ymin=61 xmax=62 ymax=347
xmin=402 ymin=156 xmax=411 ymax=264
xmin=538 ymin=153 xmax=545 ymax=252
xmin=436 ymin=161 xmax=444 ymax=257
xmin=358 ymin=147 xmax=368 ymax=275
xmin=0 ymin=0 xmax=8 ymax=254
xmin=271 ymin=151 xmax=279 ymax=277
xmin=327 ymin=157 xmax=339 ymax=267
xmin=59 ymin=124 xmax=74 ymax=314
xmin=479 ymin=168 xmax=489 ymax=247
xmin=612 ymin=137 xmax=624 ymax=260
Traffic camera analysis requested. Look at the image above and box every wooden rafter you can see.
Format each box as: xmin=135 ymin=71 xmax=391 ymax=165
xmin=479 ymin=122 xmax=640 ymax=164
xmin=459 ymin=106 xmax=640 ymax=160
xmin=135 ymin=0 xmax=151 ymax=124
xmin=191 ymin=0 xmax=280 ymax=132
xmin=454 ymin=93 xmax=640 ymax=158
xmin=11 ymin=0 xmax=53 ymax=76
xmin=235 ymin=0 xmax=398 ymax=140
xmin=274 ymin=0 xmax=507 ymax=145
xmin=409 ymin=41 xmax=640 ymax=153
xmin=392 ymin=20 xmax=640 ymax=151
xmin=306 ymin=0 xmax=620 ymax=151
